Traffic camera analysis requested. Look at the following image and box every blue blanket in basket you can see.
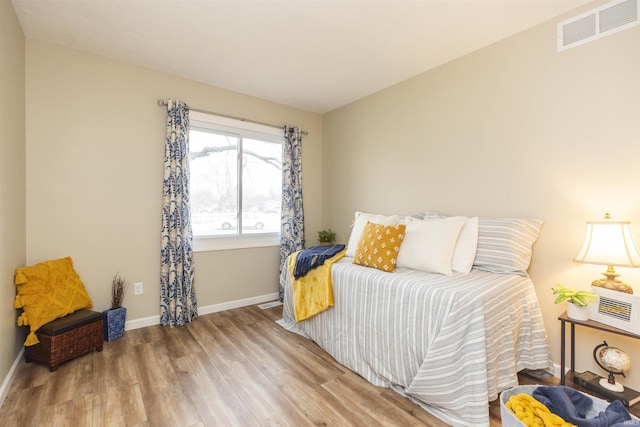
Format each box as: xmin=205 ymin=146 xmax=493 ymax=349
xmin=533 ymin=386 xmax=640 ymax=427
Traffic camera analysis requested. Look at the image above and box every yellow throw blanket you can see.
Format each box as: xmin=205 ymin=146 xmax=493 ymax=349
xmin=288 ymin=249 xmax=346 ymax=322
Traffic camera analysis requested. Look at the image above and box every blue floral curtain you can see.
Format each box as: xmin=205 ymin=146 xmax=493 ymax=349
xmin=280 ymin=126 xmax=305 ymax=299
xmin=160 ymin=99 xmax=198 ymax=326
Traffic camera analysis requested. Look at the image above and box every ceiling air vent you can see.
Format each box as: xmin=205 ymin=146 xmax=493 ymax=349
xmin=558 ymin=0 xmax=639 ymax=51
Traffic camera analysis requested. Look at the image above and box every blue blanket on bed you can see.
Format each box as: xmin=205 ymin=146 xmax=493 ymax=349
xmin=532 ymin=386 xmax=640 ymax=427
xmin=293 ymin=244 xmax=346 ymax=279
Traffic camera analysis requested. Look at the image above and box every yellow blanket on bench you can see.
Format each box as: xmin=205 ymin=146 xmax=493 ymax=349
xmin=288 ymin=249 xmax=346 ymax=322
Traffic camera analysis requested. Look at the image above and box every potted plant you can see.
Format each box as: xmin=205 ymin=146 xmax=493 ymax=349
xmin=104 ymin=273 xmax=129 ymax=341
xmin=317 ymin=229 xmax=337 ymax=245
xmin=552 ymin=283 xmax=597 ymax=321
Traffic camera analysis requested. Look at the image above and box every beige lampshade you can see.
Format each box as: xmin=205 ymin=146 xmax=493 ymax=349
xmin=574 ymin=219 xmax=640 ymax=267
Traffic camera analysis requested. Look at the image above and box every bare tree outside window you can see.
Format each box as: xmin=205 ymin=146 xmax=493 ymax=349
xmin=189 ymin=125 xmax=282 ymax=238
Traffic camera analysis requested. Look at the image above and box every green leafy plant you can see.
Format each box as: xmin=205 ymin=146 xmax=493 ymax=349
xmin=111 ymin=273 xmax=130 ymax=309
xmin=317 ymin=228 xmax=337 ymax=243
xmin=552 ymin=284 xmax=597 ymax=307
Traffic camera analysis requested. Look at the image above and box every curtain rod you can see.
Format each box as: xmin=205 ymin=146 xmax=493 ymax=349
xmin=157 ymin=99 xmax=308 ymax=135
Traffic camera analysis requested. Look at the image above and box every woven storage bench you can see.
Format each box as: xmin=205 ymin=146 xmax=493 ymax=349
xmin=500 ymin=384 xmax=639 ymax=426
xmin=24 ymin=309 xmax=103 ymax=372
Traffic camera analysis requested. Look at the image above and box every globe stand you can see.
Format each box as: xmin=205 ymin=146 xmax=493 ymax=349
xmin=599 ymin=373 xmax=625 ymax=392
xmin=594 ymin=341 xmax=628 ymax=393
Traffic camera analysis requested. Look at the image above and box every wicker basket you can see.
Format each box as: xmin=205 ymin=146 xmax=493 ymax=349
xmin=500 ymin=385 xmax=639 ymax=426
xmin=24 ymin=309 xmax=103 ymax=372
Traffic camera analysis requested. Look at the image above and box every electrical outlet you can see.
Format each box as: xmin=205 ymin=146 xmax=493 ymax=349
xmin=134 ymin=282 xmax=143 ymax=295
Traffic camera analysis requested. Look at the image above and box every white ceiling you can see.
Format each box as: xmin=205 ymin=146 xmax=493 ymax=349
xmin=11 ymin=0 xmax=593 ymax=113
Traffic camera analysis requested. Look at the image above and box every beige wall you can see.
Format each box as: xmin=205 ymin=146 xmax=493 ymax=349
xmin=25 ymin=40 xmax=322 ymax=322
xmin=323 ymin=10 xmax=640 ymax=387
xmin=0 ymin=0 xmax=27 ymax=397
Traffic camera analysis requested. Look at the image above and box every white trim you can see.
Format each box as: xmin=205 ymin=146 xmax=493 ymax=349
xmin=198 ymin=292 xmax=280 ymax=315
xmin=124 ymin=292 xmax=280 ymax=331
xmin=0 ymin=347 xmax=24 ymax=409
xmin=125 ymin=314 xmax=161 ymax=331
xmin=190 ymin=110 xmax=283 ymax=138
xmin=193 ymin=233 xmax=279 ymax=252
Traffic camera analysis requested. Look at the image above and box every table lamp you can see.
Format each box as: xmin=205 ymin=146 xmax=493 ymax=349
xmin=574 ymin=213 xmax=640 ymax=294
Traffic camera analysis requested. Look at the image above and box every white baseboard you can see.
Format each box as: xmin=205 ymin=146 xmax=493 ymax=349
xmin=549 ymin=362 xmax=573 ymax=379
xmin=198 ymin=292 xmax=280 ymax=316
xmin=0 ymin=346 xmax=24 ymax=409
xmin=124 ymin=292 xmax=280 ymax=331
xmin=554 ymin=362 xmax=562 ymax=378
xmin=124 ymin=314 xmax=160 ymax=331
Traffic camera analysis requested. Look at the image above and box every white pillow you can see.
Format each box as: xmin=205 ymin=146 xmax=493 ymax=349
xmin=346 ymin=211 xmax=401 ymax=257
xmin=396 ymin=216 xmax=466 ymax=275
xmin=451 ymin=216 xmax=479 ymax=274
xmin=423 ymin=211 xmax=479 ymax=274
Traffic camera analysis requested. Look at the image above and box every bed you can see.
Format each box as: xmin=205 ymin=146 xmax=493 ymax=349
xmin=278 ymin=213 xmax=553 ymax=427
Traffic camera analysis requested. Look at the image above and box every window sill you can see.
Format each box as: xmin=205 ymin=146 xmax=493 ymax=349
xmin=193 ymin=233 xmax=280 ymax=252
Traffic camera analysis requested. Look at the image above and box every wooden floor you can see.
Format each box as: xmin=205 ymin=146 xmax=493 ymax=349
xmin=0 ymin=304 xmax=555 ymax=426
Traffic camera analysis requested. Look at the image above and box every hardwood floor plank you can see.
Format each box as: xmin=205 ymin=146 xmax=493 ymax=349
xmin=213 ymin=315 xmax=287 ymax=377
xmin=43 ymin=352 xmax=94 ymax=405
xmin=41 ymin=393 xmax=93 ymax=426
xmin=5 ymin=359 xmax=50 ymax=393
xmin=94 ymin=341 xmax=137 ymax=386
xmin=142 ymin=387 xmax=202 ymax=427
xmin=227 ymin=306 xmax=265 ymax=325
xmin=126 ymin=324 xmax=165 ymax=346
xmin=91 ymin=335 xmax=148 ymax=425
xmin=173 ymin=352 xmax=260 ymax=427
xmin=206 ymin=309 xmax=236 ymax=329
xmin=379 ymin=388 xmax=451 ymax=427
xmin=0 ymin=383 xmax=48 ymax=427
xmin=244 ymin=304 xmax=281 ymax=323
xmin=249 ymin=317 xmax=347 ymax=385
xmin=162 ymin=321 xmax=205 ymax=360
xmin=321 ymin=370 xmax=430 ymax=427
xmin=233 ymin=317 xmax=316 ymax=377
xmin=264 ymin=366 xmax=362 ymax=426
xmin=130 ymin=340 xmax=177 ymax=395
xmin=187 ymin=315 xmax=250 ymax=367
xmin=220 ymin=359 xmax=316 ymax=427
xmin=91 ymin=383 xmax=147 ymax=426
xmin=0 ymin=304 xmax=549 ymax=426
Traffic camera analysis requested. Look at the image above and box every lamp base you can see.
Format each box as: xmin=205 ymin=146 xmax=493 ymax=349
xmin=592 ymin=277 xmax=634 ymax=294
xmin=592 ymin=267 xmax=633 ymax=294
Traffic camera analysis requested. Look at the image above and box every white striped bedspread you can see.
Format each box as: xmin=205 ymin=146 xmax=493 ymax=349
xmin=278 ymin=257 xmax=552 ymax=427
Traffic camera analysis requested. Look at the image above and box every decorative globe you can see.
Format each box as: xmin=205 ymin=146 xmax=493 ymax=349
xmin=597 ymin=346 xmax=631 ymax=373
xmin=594 ymin=341 xmax=631 ymax=392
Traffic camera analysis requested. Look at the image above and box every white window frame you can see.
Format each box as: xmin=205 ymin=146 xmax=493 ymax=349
xmin=189 ymin=110 xmax=283 ymax=252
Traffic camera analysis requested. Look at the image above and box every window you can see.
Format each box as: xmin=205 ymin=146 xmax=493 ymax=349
xmin=189 ymin=110 xmax=283 ymax=251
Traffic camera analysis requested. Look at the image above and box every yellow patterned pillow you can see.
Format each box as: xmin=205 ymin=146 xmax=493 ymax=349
xmin=352 ymin=222 xmax=406 ymax=272
xmin=14 ymin=257 xmax=93 ymax=346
